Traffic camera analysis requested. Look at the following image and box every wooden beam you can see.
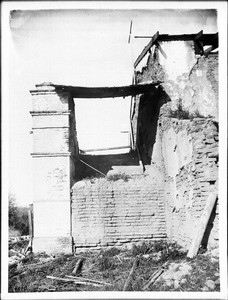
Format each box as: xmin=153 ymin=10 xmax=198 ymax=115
xmin=155 ymin=41 xmax=167 ymax=59
xmin=134 ymin=32 xmax=218 ymax=45
xmin=80 ymin=145 xmax=131 ymax=153
xmin=194 ymin=30 xmax=203 ymax=41
xmin=204 ymin=44 xmax=218 ymax=56
xmin=128 ymin=20 xmax=133 ymax=44
xmin=187 ymin=181 xmax=218 ymax=258
xmin=52 ymin=82 xmax=161 ymax=98
xmin=134 ymin=31 xmax=159 ymax=68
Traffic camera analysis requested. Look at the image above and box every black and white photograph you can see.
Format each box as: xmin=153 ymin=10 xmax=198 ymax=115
xmin=2 ymin=1 xmax=227 ymax=299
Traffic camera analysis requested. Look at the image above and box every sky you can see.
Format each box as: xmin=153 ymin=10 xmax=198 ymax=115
xmin=3 ymin=2 xmax=222 ymax=206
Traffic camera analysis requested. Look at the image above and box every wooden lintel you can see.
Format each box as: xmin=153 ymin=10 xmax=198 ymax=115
xmin=54 ymin=82 xmax=161 ymax=98
xmin=134 ymin=31 xmax=159 ymax=68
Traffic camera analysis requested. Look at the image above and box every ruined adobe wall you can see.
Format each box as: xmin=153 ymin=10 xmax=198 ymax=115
xmin=134 ymin=40 xmax=219 ymax=250
xmin=136 ymin=41 xmax=218 ymax=119
xmin=160 ymin=117 xmax=219 ymax=250
xmin=71 ymin=175 xmax=166 ymax=250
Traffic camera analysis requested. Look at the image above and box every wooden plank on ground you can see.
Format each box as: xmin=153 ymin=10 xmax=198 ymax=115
xmin=187 ymin=181 xmax=218 ymax=258
xmin=134 ymin=31 xmax=159 ymax=68
xmin=122 ymin=256 xmax=139 ymax=291
xmin=143 ymin=267 xmax=165 ymax=291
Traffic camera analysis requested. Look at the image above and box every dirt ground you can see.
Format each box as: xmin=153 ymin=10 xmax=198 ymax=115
xmin=8 ymin=240 xmax=220 ymax=293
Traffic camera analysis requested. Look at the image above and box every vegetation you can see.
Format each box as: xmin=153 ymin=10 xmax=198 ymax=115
xmin=8 ymin=240 xmax=219 ymax=292
xmin=9 ymin=194 xmax=30 ymax=236
xmin=107 ymin=173 xmax=131 ymax=182
xmin=168 ymin=102 xmax=206 ymax=120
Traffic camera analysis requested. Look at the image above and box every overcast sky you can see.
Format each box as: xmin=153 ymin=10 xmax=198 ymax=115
xmin=4 ymin=2 xmax=222 ymax=206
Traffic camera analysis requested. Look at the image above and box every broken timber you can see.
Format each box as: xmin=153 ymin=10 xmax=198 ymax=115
xmin=134 ymin=32 xmax=218 ymax=67
xmin=134 ymin=31 xmax=159 ymax=68
xmin=122 ymin=256 xmax=139 ymax=291
xmin=143 ymin=267 xmax=165 ymax=291
xmin=72 ymin=257 xmax=85 ymax=276
xmin=187 ymin=180 xmax=218 ymax=258
xmin=33 ymin=82 xmax=161 ymax=99
xmin=66 ymin=275 xmax=111 ymax=286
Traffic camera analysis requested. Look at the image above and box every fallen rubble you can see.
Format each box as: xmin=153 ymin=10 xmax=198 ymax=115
xmin=8 ymin=241 xmax=220 ymax=292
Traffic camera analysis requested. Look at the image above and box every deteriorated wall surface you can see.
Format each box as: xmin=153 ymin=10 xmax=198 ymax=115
xmin=72 ymin=176 xmax=166 ymax=250
xmin=160 ymin=117 xmax=219 ymax=250
xmin=136 ymin=42 xmax=218 ymax=120
xmin=133 ymin=40 xmax=219 ymax=250
xmin=70 ymin=40 xmax=219 ymax=252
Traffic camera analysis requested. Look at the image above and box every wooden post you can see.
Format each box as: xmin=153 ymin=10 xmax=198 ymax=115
xmin=187 ymin=181 xmax=218 ymax=258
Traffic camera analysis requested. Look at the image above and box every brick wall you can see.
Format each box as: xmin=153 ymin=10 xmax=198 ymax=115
xmin=161 ymin=117 xmax=219 ymax=250
xmin=71 ymin=176 xmax=166 ymax=250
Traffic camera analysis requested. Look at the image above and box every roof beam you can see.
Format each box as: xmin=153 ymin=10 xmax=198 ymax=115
xmin=134 ymin=31 xmax=159 ymax=68
xmin=194 ymin=30 xmax=203 ymax=41
xmin=134 ymin=32 xmax=218 ymax=45
xmin=194 ymin=30 xmax=204 ymax=55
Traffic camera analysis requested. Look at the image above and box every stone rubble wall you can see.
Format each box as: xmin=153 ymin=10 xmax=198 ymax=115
xmin=160 ymin=117 xmax=219 ymax=250
xmin=71 ymin=176 xmax=166 ymax=250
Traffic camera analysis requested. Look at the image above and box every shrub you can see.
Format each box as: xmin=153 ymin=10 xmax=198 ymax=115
xmin=9 ymin=194 xmax=30 ymax=236
xmin=131 ymin=241 xmax=154 ymax=256
xmin=167 ymin=102 xmax=205 ymax=120
xmin=107 ymin=173 xmax=131 ymax=182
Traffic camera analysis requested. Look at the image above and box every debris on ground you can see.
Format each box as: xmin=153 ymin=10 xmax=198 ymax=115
xmin=8 ymin=240 xmax=220 ymax=292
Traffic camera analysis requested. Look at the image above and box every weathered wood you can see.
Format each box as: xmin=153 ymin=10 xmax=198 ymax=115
xmin=187 ymin=181 xmax=218 ymax=258
xmin=122 ymin=256 xmax=139 ymax=291
xmin=194 ymin=30 xmax=203 ymax=41
xmin=49 ymin=82 xmax=161 ymax=99
xmin=204 ymin=44 xmax=218 ymax=56
xmin=79 ymin=159 xmax=106 ymax=177
xmin=47 ymin=275 xmax=100 ymax=286
xmin=155 ymin=41 xmax=167 ymax=59
xmin=143 ymin=268 xmax=164 ymax=291
xmin=134 ymin=33 xmax=218 ymax=44
xmin=72 ymin=257 xmax=85 ymax=276
xmin=80 ymin=145 xmax=130 ymax=153
xmin=24 ymin=239 xmax=32 ymax=254
xmin=128 ymin=20 xmax=133 ymax=44
xmin=66 ymin=275 xmax=111 ymax=286
xmin=134 ymin=31 xmax=159 ymax=68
